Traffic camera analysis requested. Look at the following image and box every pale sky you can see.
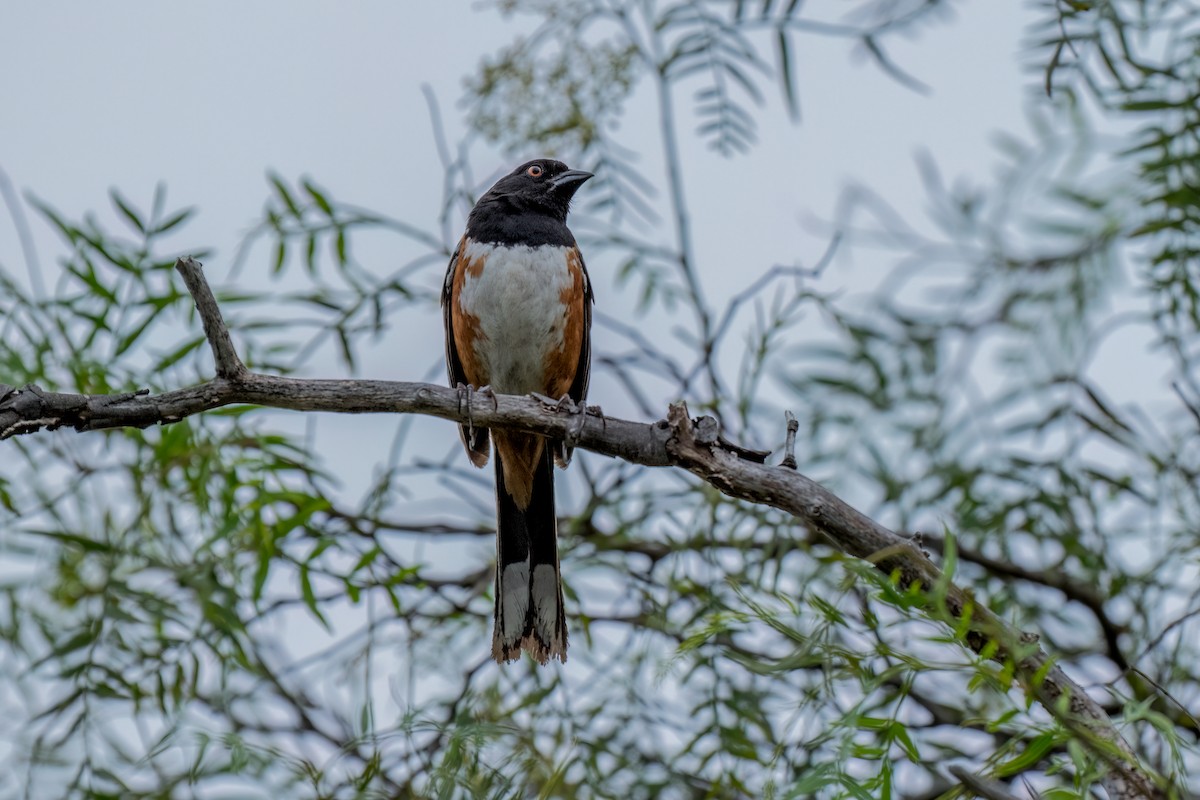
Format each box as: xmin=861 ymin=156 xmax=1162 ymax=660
xmin=1 ymin=3 xmax=1027 ymax=291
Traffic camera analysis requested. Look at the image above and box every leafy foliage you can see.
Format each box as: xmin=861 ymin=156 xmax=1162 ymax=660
xmin=1 ymin=1 xmax=1198 ymax=799
xmin=1037 ymin=0 xmax=1200 ymax=353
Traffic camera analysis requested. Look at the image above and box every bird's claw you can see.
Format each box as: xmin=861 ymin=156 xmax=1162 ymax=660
xmin=456 ymin=383 xmax=498 ymax=440
xmin=529 ymin=393 xmax=600 ymax=443
xmin=559 ymin=395 xmax=587 ymax=445
xmin=455 ymin=382 xmax=476 ymax=438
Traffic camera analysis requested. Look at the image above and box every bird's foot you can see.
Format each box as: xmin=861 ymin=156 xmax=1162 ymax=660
xmin=560 ymin=395 xmax=589 ymax=445
xmin=456 ymin=382 xmax=477 ymax=438
xmin=539 ymin=395 xmax=589 ymax=445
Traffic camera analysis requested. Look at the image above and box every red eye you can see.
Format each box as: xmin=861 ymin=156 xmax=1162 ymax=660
xmin=527 ymin=164 xmax=544 ymax=177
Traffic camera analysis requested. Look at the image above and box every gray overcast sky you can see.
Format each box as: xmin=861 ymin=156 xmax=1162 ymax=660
xmin=1 ymin=2 xmax=1026 ymax=278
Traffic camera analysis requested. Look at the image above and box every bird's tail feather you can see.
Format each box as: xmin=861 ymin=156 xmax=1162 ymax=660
xmin=492 ymin=446 xmax=567 ymax=664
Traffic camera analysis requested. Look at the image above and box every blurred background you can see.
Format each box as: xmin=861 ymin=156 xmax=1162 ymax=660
xmin=0 ymin=2 xmax=1197 ymax=798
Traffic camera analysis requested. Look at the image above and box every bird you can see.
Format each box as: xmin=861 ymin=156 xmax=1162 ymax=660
xmin=442 ymin=158 xmax=594 ymax=664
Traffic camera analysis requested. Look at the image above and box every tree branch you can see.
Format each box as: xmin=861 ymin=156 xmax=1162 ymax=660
xmin=177 ymin=256 xmax=246 ymax=379
xmin=921 ymin=533 xmax=1128 ymax=670
xmin=0 ymin=258 xmax=1167 ymax=800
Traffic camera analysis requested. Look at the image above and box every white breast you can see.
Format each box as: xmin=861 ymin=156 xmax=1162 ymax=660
xmin=457 ymin=240 xmax=574 ymax=396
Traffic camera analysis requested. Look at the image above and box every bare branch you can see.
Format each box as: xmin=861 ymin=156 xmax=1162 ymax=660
xmin=176 ymin=256 xmax=246 ymax=379
xmin=780 ymin=410 xmax=798 ymax=469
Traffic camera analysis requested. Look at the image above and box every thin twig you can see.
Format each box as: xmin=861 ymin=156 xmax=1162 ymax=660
xmin=780 ymin=410 xmax=798 ymax=469
xmin=175 ymin=256 xmax=246 ymax=380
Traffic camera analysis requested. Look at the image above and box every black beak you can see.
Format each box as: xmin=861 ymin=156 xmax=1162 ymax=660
xmin=549 ymin=169 xmax=594 ymax=190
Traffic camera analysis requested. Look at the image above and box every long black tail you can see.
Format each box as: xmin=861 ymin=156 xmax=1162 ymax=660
xmin=492 ymin=447 xmax=567 ymax=664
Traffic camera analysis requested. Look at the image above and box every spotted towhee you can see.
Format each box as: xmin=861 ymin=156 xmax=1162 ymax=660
xmin=442 ymin=159 xmax=594 ymax=664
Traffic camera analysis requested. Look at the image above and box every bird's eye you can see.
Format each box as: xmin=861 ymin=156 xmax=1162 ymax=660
xmin=527 ymin=164 xmax=544 ymax=178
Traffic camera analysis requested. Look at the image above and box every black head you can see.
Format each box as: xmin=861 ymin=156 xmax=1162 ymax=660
xmin=475 ymin=159 xmax=594 ymax=223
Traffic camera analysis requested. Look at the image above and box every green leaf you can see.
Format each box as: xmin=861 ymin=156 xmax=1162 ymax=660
xmin=995 ymin=730 xmax=1058 ymax=777
xmin=298 ymin=564 xmax=330 ymax=631
xmin=153 ymin=335 xmax=206 ymax=371
xmin=110 ymin=190 xmax=145 ymax=234
xmin=252 ymin=550 xmax=272 ymax=603
xmin=152 ymin=207 xmax=194 ymax=235
xmin=114 ymin=311 xmax=159 ymax=357
xmin=268 ymin=172 xmax=300 ymax=217
xmin=303 ymin=179 xmax=334 ymax=216
xmin=775 ymin=29 xmax=799 ymax=120
xmin=719 ymin=725 xmax=761 ymax=761
xmin=889 ymin=722 xmax=921 ymax=762
xmin=335 ymin=228 xmax=347 ymax=265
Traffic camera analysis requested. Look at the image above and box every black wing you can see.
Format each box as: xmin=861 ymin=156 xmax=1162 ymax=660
xmin=442 ymin=237 xmax=490 ymax=467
